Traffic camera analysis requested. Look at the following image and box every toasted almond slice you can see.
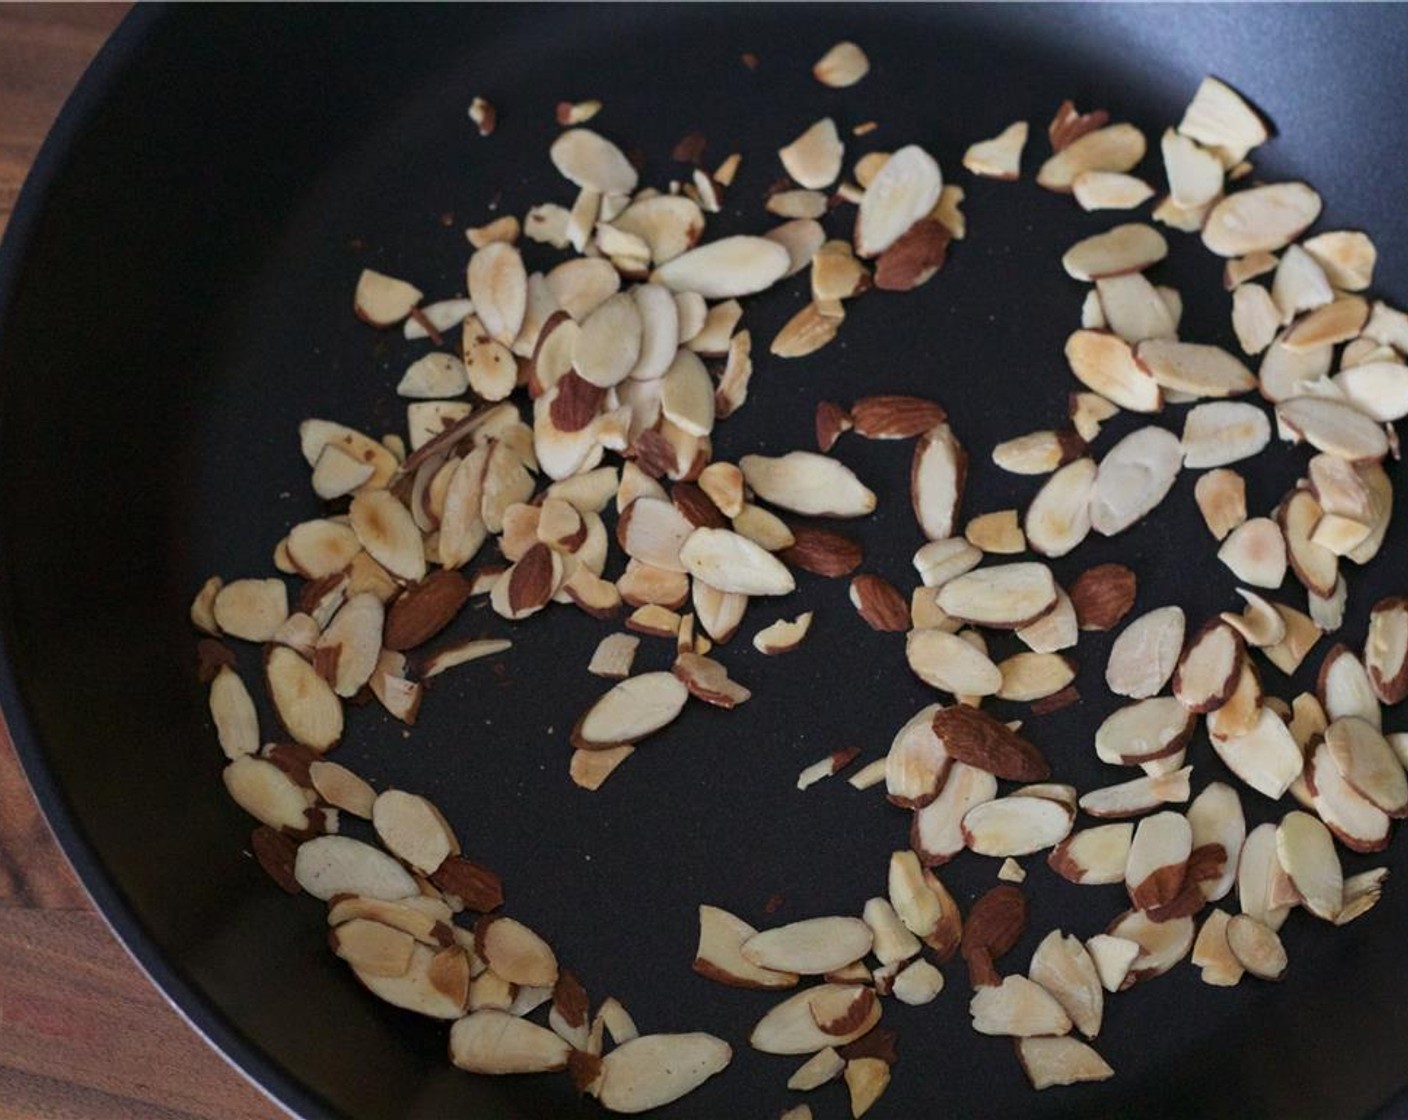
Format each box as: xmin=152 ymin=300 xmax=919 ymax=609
xmin=685 ymin=299 xmax=744 ymax=358
xmin=1206 ymin=658 xmax=1263 ymax=742
xmin=1137 ymin=340 xmax=1257 ymax=402
xmin=1226 ymin=250 xmax=1279 ymax=290
xmin=749 ymin=985 xmax=881 ymax=1055
xmin=1063 ymin=224 xmax=1168 ymax=281
xmin=209 ymin=666 xmax=258 ymax=760
xmin=569 ymin=744 xmax=634 ymax=791
xmin=316 ymin=592 xmax=384 ymax=697
xmin=962 ymin=121 xmax=1027 ymax=180
xmin=780 ymin=118 xmax=844 ymax=190
xmin=694 ymin=905 xmax=799 ymax=990
xmin=476 ymin=916 xmax=557 ymax=988
xmin=855 ymin=145 xmax=944 ymax=258
xmin=1224 ymin=914 xmax=1287 ymax=981
xmin=266 ymin=645 xmax=343 ymax=751
xmin=294 ymin=835 xmax=418 ymax=901
xmin=286 ymin=519 xmax=361 ymax=580
xmin=588 ymin=633 xmax=639 ymax=680
xmin=911 ymin=424 xmax=967 ymax=540
xmin=1191 ymin=909 xmax=1244 ymax=987
xmin=372 ymin=790 xmax=455 ymax=875
xmin=997 ymin=653 xmax=1075 ymax=702
xmin=788 ymin=1048 xmax=845 ymax=1092
xmin=355 ymin=943 xmax=468 ymax=1019
xmin=1016 ymin=589 xmax=1077 ymax=654
xmin=1125 ymin=811 xmax=1192 ymax=910
xmin=1064 ymin=331 xmax=1161 ymax=413
xmin=992 ymin=429 xmax=1087 ymax=476
xmin=1180 ymin=401 xmax=1270 ymax=469
xmin=964 ymin=510 xmax=1023 ymax=555
xmin=617 ymin=497 xmax=694 ymax=573
xmin=1202 ymin=184 xmax=1322 ymax=257
xmin=570 ymin=293 xmax=642 ymax=389
xmin=911 ymin=763 xmax=1000 ymax=865
xmin=1091 ymin=427 xmax=1183 ymax=537
xmin=450 ymin=1009 xmax=571 ymax=1075
xmin=572 ymin=672 xmax=689 ymax=749
xmin=1275 ymin=810 xmax=1342 ymax=920
xmin=651 ymin=236 xmax=790 ymax=300
xmin=1210 ymin=706 xmax=1303 ymax=800
xmin=1162 ymin=128 xmax=1223 ymax=208
xmin=1078 ymin=766 xmax=1192 ymax=819
xmin=1215 ymin=517 xmax=1286 ymax=589
xmin=1048 ymin=824 xmax=1133 ymax=886
xmin=1017 ymin=1036 xmax=1114 ymax=1090
xmin=936 ymin=563 xmax=1057 ymax=630
xmin=308 ymin=760 xmax=375 ymax=819
xmin=349 ymin=490 xmax=425 ymax=582
xmin=905 ymin=629 xmax=1002 ymax=697
xmin=466 ymin=243 xmax=527 ymax=348
xmin=969 ymin=975 xmax=1071 ymax=1038
xmin=1105 ymin=606 xmax=1185 ymax=699
xmin=813 ymin=40 xmax=869 ymax=87
xmin=1093 ymin=696 xmax=1195 ymax=766
xmin=742 ymin=917 xmax=873 ymax=976
xmin=1232 ymin=284 xmax=1280 ymax=356
xmin=962 ymin=795 xmax=1073 ymax=858
xmin=1283 ymin=296 xmax=1369 ymax=353
xmin=1324 ymin=717 xmax=1405 ymax=814
xmin=741 ymin=451 xmax=876 ymax=519
xmin=770 ymin=301 xmax=841 ymax=358
xmin=1258 ymin=329 xmax=1334 ymax=403
xmin=767 ymin=189 xmax=828 ymax=220
xmin=1037 ymin=124 xmax=1147 ymax=192
xmin=1191 ymin=469 xmax=1246 ymax=542
xmin=1224 ymin=589 xmax=1286 ymax=649
xmin=1259 ymin=602 xmax=1323 ymax=677
xmin=1072 ymin=170 xmax=1154 ymax=211
xmin=1096 ymin=273 xmax=1176 ymax=344
xmin=595 ymin=1033 xmax=731 ymax=1114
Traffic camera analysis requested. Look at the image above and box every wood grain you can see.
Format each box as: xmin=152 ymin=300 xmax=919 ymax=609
xmin=0 ymin=6 xmax=287 ymax=1117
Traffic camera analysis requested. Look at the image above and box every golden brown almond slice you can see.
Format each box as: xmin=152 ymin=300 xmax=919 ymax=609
xmin=315 ymin=592 xmax=384 ymax=698
xmin=1192 ymin=909 xmax=1244 ymax=987
xmin=1231 ymin=284 xmax=1280 ymax=355
xmin=1193 ymin=469 xmax=1247 ymax=542
xmin=969 ymin=975 xmax=1071 ymax=1037
xmin=651 ymin=236 xmax=790 ymax=300
xmin=1079 ymin=766 xmax=1192 ymax=819
xmin=294 ymin=835 xmax=418 ymax=901
xmin=1072 ymin=170 xmax=1154 ymax=211
xmin=740 ymin=451 xmax=876 ymax=519
xmin=588 ymin=633 xmax=639 ymax=679
xmin=466 ymin=242 xmax=527 ymax=348
xmin=286 ymin=519 xmax=361 ymax=580
xmin=1215 ymin=517 xmax=1286 ymax=588
xmin=1202 ymin=183 xmax=1322 ymax=256
xmin=1106 ymin=606 xmax=1185 ymax=699
xmin=1048 ymin=824 xmax=1133 ymax=886
xmin=1182 ymin=401 xmax=1270 ymax=469
xmin=209 ymin=666 xmax=258 ymax=760
xmin=595 ymin=1033 xmax=731 ymax=1114
xmin=1064 ymin=330 xmax=1162 ymax=413
xmin=332 ymin=918 xmax=416 ymax=978
xmin=905 ymin=629 xmax=1002 ymax=697
xmin=962 ymin=121 xmax=1028 ymax=180
xmin=1179 ymin=76 xmax=1267 ymax=161
xmin=1125 ymin=811 xmax=1192 ymax=911
xmin=911 ymin=424 xmax=968 ymax=540
xmin=1136 ymin=339 xmax=1257 ymax=399
xmin=1062 ymin=223 xmax=1168 ymax=281
xmin=780 ymin=118 xmax=844 ymax=189
xmin=266 ymin=645 xmax=343 ymax=751
xmin=789 ymin=1047 xmax=845 ymax=1091
xmin=1022 ymin=457 xmax=1095 ymax=558
xmin=222 ymin=756 xmax=313 ymax=832
xmin=672 ymin=651 xmax=750 ymax=709
xmin=449 ymin=1009 xmax=572 ymax=1074
xmin=843 ymin=1055 xmax=891 ymax=1117
xmin=569 ymin=744 xmax=634 ymax=791
xmin=570 ymin=293 xmax=642 ymax=389
xmin=962 ymin=795 xmax=1073 ymax=858
xmin=1225 ymin=250 xmax=1279 ymax=290
xmin=965 ymin=510 xmax=1025 ymax=554
xmin=476 ymin=916 xmax=557 ymax=988
xmin=813 ymin=40 xmax=869 ymax=87
xmin=572 ymin=671 xmax=689 ymax=749
xmin=996 ymin=653 xmax=1075 ymax=702
xmin=1017 ymin=1036 xmax=1114 ymax=1090
xmin=1303 ymin=230 xmax=1375 ymax=291
xmin=617 ymin=560 xmax=689 ymax=609
xmin=749 ymin=985 xmax=881 ymax=1054
xmin=1037 ymin=123 xmax=1147 ymax=192
xmin=1209 ymin=704 xmax=1303 ymax=800
xmin=308 ymin=760 xmax=375 ymax=819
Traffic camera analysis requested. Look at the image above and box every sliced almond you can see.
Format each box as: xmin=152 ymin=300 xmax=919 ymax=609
xmin=997 ymin=653 xmax=1076 ymax=702
xmin=1048 ymin=824 xmax=1133 ymax=886
xmin=1366 ymin=596 xmax=1408 ymax=704
xmin=266 ymin=645 xmax=343 ymax=751
xmin=1062 ymin=224 xmax=1168 ymax=281
xmin=596 ymin=1033 xmax=731 ymax=1114
xmin=1278 ymin=488 xmax=1339 ymax=596
xmin=1179 ymin=77 xmax=1268 ymax=162
xmin=1306 ymin=735 xmax=1390 ymax=853
xmin=466 ymin=242 xmax=527 ymax=348
xmin=1215 ymin=517 xmax=1286 ymax=589
xmin=1016 ymin=1036 xmax=1114 ymax=1090
xmin=213 ymin=578 xmax=289 ymax=643
xmin=694 ymin=905 xmax=799 ymax=990
xmin=1304 ymin=230 xmax=1376 ymax=291
xmin=1137 ymin=339 xmax=1257 ymax=400
xmin=1283 ymin=295 xmax=1369 ymax=353
xmin=1105 ymin=606 xmax=1185 ymax=699
xmin=749 ymin=985 xmax=881 ymax=1055
xmin=855 ymin=145 xmax=944 ymax=258
xmin=1161 ymin=128 xmax=1223 ymax=208
xmin=906 ymin=628 xmax=1002 ymax=697
xmin=1064 ymin=330 xmax=1162 ymax=413
xmin=1037 ymin=124 xmax=1147 ymax=193
xmin=572 ymin=672 xmax=689 ymax=749
xmin=1125 ymin=811 xmax=1192 ymax=911
xmin=449 ymin=1009 xmax=571 ymax=1075
xmin=911 ymin=762 xmax=999 ymax=865
xmin=1090 ymin=426 xmax=1183 ymax=535
xmin=1319 ymin=644 xmax=1380 ymax=728
xmin=1016 ymin=589 xmax=1078 ymax=654
xmin=1072 ymin=170 xmax=1154 ymax=211
xmin=354 ymin=268 xmax=422 ymax=328
xmin=679 ymin=527 xmax=795 ymax=596
xmin=550 ymin=128 xmax=637 ymax=194
xmin=1093 ymin=696 xmax=1195 ymax=767
xmin=1202 ymin=183 xmax=1322 ymax=257
xmin=652 ymin=236 xmax=790 ymax=300
xmin=1096 ymin=273 xmax=1177 ymax=344
xmin=962 ymin=795 xmax=1073 ymax=858
xmin=1192 ymin=908 xmax=1244 ymax=987
xmin=1335 ymin=867 xmax=1390 ymax=926
xmin=1210 ymin=706 xmax=1303 ymax=801
xmin=1232 ymin=284 xmax=1281 ymax=356
xmin=1028 ymin=931 xmax=1103 ymax=1039
xmin=1106 ymin=910 xmax=1194 ymax=988
xmin=1180 ymin=401 xmax=1271 ymax=471
xmin=969 ymin=975 xmax=1071 ymax=1038
xmin=1324 ymin=716 xmax=1405 ymax=814
xmin=742 ymin=917 xmax=873 ymax=976
xmin=294 ymin=835 xmax=418 ymax=901
xmin=813 ymin=41 xmax=869 ymax=87
xmin=911 ymin=424 xmax=968 ymax=540
xmin=1079 ymin=766 xmax=1192 ymax=819
xmin=992 ymin=429 xmax=1087 ymax=476
xmin=962 ymin=121 xmax=1027 ymax=180
xmin=1022 ymin=457 xmax=1095 ymax=558
xmin=779 ymin=118 xmax=844 ymax=190
xmin=936 ymin=563 xmax=1057 ymax=631
xmin=1275 ymin=810 xmax=1343 ymax=920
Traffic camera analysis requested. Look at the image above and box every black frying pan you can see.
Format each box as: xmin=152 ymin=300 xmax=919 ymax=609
xmin=4 ymin=4 xmax=1408 ymax=1118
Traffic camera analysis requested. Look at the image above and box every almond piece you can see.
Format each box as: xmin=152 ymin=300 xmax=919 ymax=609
xmin=1062 ymin=223 xmax=1168 ymax=281
xmin=571 ymin=672 xmax=690 ymax=749
xmin=742 ymin=917 xmax=873 ymax=976
xmin=680 ymin=528 xmax=795 ymax=596
xmin=1187 ymin=783 xmax=1246 ymax=903
xmin=1016 ymin=1037 xmax=1114 ymax=1090
xmin=1283 ymin=295 xmax=1369 ymax=353
xmin=354 ymin=268 xmax=423 ymax=327
xmin=596 ymin=1034 xmax=731 ymax=1114
xmin=1125 ymin=811 xmax=1192 ymax=911
xmin=550 ymin=128 xmax=638 ymax=194
xmin=1319 ymin=644 xmax=1380 ymax=727
xmin=266 ymin=645 xmax=343 ymax=751
xmin=962 ymin=795 xmax=1073 ymax=857
xmin=931 ymin=706 xmax=1050 ymax=781
xmin=997 ymin=653 xmax=1076 ymax=702
xmin=1232 ymin=284 xmax=1280 ymax=355
xmin=855 ymin=145 xmax=945 ymax=258
xmin=1090 ymin=426 xmax=1183 ymax=535
xmin=849 ymin=575 xmax=910 ymax=632
xmin=1181 ymin=401 xmax=1271 ymax=469
xmin=1096 ymin=273 xmax=1177 ymax=344
xmin=992 ymin=429 xmax=1087 ymax=476
xmin=1162 ymin=128 xmax=1223 ymax=208
xmin=770 ymin=301 xmax=841 ymax=358
xmin=911 ymin=424 xmax=968 ymax=540
xmin=651 ymin=236 xmax=790 ymax=300
xmin=1192 ymin=909 xmax=1244 ymax=987
xmin=1202 ymin=183 xmax=1322 ymax=256
xmin=1048 ymin=100 xmax=1110 ymax=151
xmin=1028 ymin=931 xmax=1103 ymax=1039
xmin=1023 ymin=457 xmax=1095 ymax=558
xmin=1093 ymin=696 xmax=1196 ymax=766
xmin=294 ymin=835 xmax=418 ymax=902
xmin=1194 ymin=469 xmax=1247 ymax=541
xmin=1275 ymin=810 xmax=1343 ymax=920
xmin=959 ymin=885 xmax=1028 ymax=986
xmin=1066 ymin=563 xmax=1135 ymax=631
xmin=813 ymin=41 xmax=869 ymax=88
xmin=450 ymin=1010 xmax=572 ymax=1075
xmin=1072 ymin=171 xmax=1154 ymax=211
xmin=1037 ymin=124 xmax=1147 ymax=192
xmin=850 ymin=395 xmax=947 ymax=439
xmin=962 ymin=121 xmax=1027 ymax=180
xmin=766 ymin=219 xmax=828 ymax=279
xmin=1304 ymin=230 xmax=1376 ymax=291
xmin=1225 ymin=914 xmax=1287 ymax=981
xmin=1179 ymin=77 xmax=1268 ymax=161
xmin=749 ymin=986 xmax=881 ymax=1055
xmin=1079 ymin=766 xmax=1192 ymax=819
xmin=694 ymin=905 xmax=799 ymax=990
xmin=1064 ymin=330 xmax=1162 ymax=413
xmin=1324 ymin=717 xmax=1406 ymax=815
xmin=965 ymin=510 xmax=1024 ymax=554
xmin=1106 ymin=910 xmax=1195 ymax=988
xmin=741 ymin=451 xmax=876 ymax=519
xmin=1106 ymin=606 xmax=1185 ymax=699
xmin=1366 ymin=596 xmax=1408 ymax=704
xmin=885 ymin=704 xmax=949 ymax=809
xmin=911 ymin=762 xmax=999 ymax=866
xmin=1215 ymin=517 xmax=1286 ymax=589
xmin=937 ymin=563 xmax=1057 ymax=630
xmin=969 ymin=975 xmax=1071 ymax=1037
xmin=780 ymin=118 xmax=844 ymax=190
xmin=1048 ymin=824 xmax=1134 ymax=886
xmin=213 ymin=578 xmax=289 ymax=643
xmin=1305 ymin=735 xmax=1390 ymax=853
xmin=905 ymin=628 xmax=1002 ymax=697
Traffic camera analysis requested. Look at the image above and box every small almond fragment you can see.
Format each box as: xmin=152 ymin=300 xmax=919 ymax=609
xmin=813 ymin=41 xmax=869 ymax=88
xmin=1216 ymin=517 xmax=1286 ymax=589
xmin=1016 ymin=1036 xmax=1114 ymax=1090
xmin=962 ymin=121 xmax=1027 ymax=180
xmin=965 ymin=510 xmax=1025 ymax=554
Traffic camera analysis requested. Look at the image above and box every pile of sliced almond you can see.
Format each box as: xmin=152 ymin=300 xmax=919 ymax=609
xmin=193 ymin=43 xmax=1408 ymax=1115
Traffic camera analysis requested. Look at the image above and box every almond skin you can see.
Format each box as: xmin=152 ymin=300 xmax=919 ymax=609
xmin=874 ymin=219 xmax=952 ymax=291
xmin=931 ymin=706 xmax=1051 ymax=781
xmin=850 ymin=395 xmax=948 ymax=439
xmin=507 ymin=543 xmax=557 ymax=614
xmin=960 ymin=885 xmax=1028 ymax=987
xmin=851 ymin=574 xmax=911 ymax=631
xmin=384 ymin=571 xmax=473 ymax=651
xmin=779 ymin=526 xmax=864 ymax=577
xmin=549 ymin=371 xmax=606 ymax=432
xmin=1069 ymin=563 xmax=1137 ymax=631
xmin=816 ymin=400 xmax=853 ymax=451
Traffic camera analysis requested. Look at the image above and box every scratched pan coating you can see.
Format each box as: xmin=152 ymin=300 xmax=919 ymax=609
xmin=3 ymin=5 xmax=1408 ymax=1118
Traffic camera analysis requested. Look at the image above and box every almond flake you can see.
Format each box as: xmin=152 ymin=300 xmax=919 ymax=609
xmin=1215 ymin=516 xmax=1286 ymax=588
xmin=780 ymin=118 xmax=844 ymax=190
xmin=1161 ymin=128 xmax=1224 ymax=208
xmin=1232 ymin=284 xmax=1280 ymax=355
xmin=595 ymin=1034 xmax=731 ymax=1114
xmin=1324 ymin=716 xmax=1406 ymax=814
xmin=1064 ymin=330 xmax=1162 ymax=413
xmin=962 ymin=121 xmax=1027 ymax=180
xmin=1366 ymin=596 xmax=1408 ymax=704
xmin=1023 ymin=457 xmax=1095 ymax=558
xmin=1094 ymin=696 xmax=1195 ymax=766
xmin=997 ymin=653 xmax=1076 ymax=702
xmin=911 ymin=424 xmax=967 ymax=540
xmin=1091 ymin=426 xmax=1183 ymax=535
xmin=572 ymin=671 xmax=689 ymax=749
xmin=1194 ymin=468 xmax=1247 ymax=541
xmin=652 ymin=236 xmax=790 ymax=300
xmin=294 ymin=835 xmax=418 ymax=902
xmin=1063 ymin=223 xmax=1168 ymax=281
xmin=1048 ymin=824 xmax=1133 ymax=886
xmin=1106 ymin=606 xmax=1185 ymax=698
xmin=1016 ymin=589 xmax=1078 ymax=654
xmin=1096 ymin=272 xmax=1177 ymax=344
xmin=855 ymin=145 xmax=944 ymax=258
xmin=1202 ymin=183 xmax=1323 ymax=257
xmin=767 ymin=189 xmax=828 ymax=220
xmin=450 ymin=1010 xmax=571 ymax=1075
xmin=1303 ymin=229 xmax=1376 ymax=291
xmin=963 ymin=795 xmax=1073 ymax=857
xmin=749 ymin=985 xmax=881 ymax=1055
xmin=1282 ymin=295 xmax=1369 ymax=352
xmin=770 ymin=301 xmax=841 ymax=358
xmin=1072 ymin=171 xmax=1154 ymax=211
xmin=1125 ymin=811 xmax=1192 ymax=911
xmin=969 ymin=975 xmax=1071 ymax=1037
xmin=740 ymin=451 xmax=876 ymax=519
xmin=765 ymin=218 xmax=828 ymax=279
xmin=1275 ymin=810 xmax=1343 ymax=920
xmin=1079 ymin=766 xmax=1192 ymax=819
xmin=936 ymin=562 xmax=1057 ymax=630
xmin=992 ymin=429 xmax=1086 ymax=476
xmin=906 ymin=628 xmax=1002 ymax=697
xmin=742 ymin=917 xmax=873 ymax=976
xmin=1037 ymin=124 xmax=1147 ymax=192
xmin=213 ymin=578 xmax=289 ymax=642
xmin=813 ymin=41 xmax=869 ymax=88
xmin=1017 ymin=1036 xmax=1114 ymax=1090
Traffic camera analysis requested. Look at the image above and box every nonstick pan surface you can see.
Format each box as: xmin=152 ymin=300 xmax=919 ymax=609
xmin=5 ymin=5 xmax=1408 ymax=1118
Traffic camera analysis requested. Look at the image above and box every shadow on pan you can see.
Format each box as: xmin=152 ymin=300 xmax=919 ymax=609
xmin=3 ymin=5 xmax=1408 ymax=1118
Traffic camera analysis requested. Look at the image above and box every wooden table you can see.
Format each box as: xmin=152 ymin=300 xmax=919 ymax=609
xmin=0 ymin=7 xmax=285 ymax=1118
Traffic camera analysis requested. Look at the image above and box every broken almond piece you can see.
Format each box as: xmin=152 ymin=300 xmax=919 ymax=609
xmin=1017 ymin=1036 xmax=1114 ymax=1090
xmin=749 ymin=985 xmax=881 ymax=1055
xmin=1216 ymin=517 xmax=1286 ymax=589
xmin=962 ymin=121 xmax=1027 ymax=180
xmin=813 ymin=40 xmax=869 ymax=87
xmin=855 ymin=145 xmax=944 ymax=258
xmin=754 ymin=613 xmax=813 ymax=655
xmin=1079 ymin=767 xmax=1192 ymax=819
xmin=1195 ymin=469 xmax=1247 ymax=541
xmin=969 ymin=975 xmax=1071 ymax=1037
xmin=931 ymin=706 xmax=1049 ymax=781
xmin=780 ymin=118 xmax=844 ymax=190
xmin=694 ymin=905 xmax=799 ymax=990
xmin=965 ymin=510 xmax=1024 ymax=554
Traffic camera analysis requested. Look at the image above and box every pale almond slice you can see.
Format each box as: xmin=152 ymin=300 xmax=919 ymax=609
xmin=1178 ymin=77 xmax=1268 ymax=162
xmin=740 ymin=451 xmax=876 ymax=519
xmin=742 ymin=917 xmax=873 ymax=976
xmin=1078 ymin=766 xmax=1192 ymax=819
xmin=1232 ymin=284 xmax=1280 ymax=356
xmin=294 ymin=835 xmax=418 ymax=901
xmin=571 ymin=672 xmax=690 ymax=749
xmin=1125 ymin=811 xmax=1192 ymax=910
xmin=1028 ymin=931 xmax=1103 ymax=1039
xmin=696 ymin=462 xmax=744 ymax=520
xmin=596 ymin=1033 xmax=731 ymax=1114
xmin=570 ymin=292 xmax=642 ymax=389
xmin=1210 ymin=707 xmax=1303 ymax=800
xmin=1224 ymin=914 xmax=1287 ymax=981
xmin=1180 ymin=401 xmax=1270 ymax=470
xmin=309 ymin=760 xmax=376 ymax=819
xmin=1174 ymin=619 xmax=1245 ymax=714
xmin=911 ymin=424 xmax=968 ymax=540
xmin=1260 ymin=602 xmax=1324 ymax=677
xmin=1366 ymin=596 xmax=1408 ymax=704
xmin=1224 ymin=589 xmax=1286 ymax=648
xmin=962 ymin=121 xmax=1027 ymax=180
xmin=617 ymin=497 xmax=694 ymax=573
xmin=1094 ymin=697 xmax=1196 ymax=766
xmin=223 ymin=756 xmax=312 ymax=832
xmin=780 ymin=118 xmax=844 ymax=190
xmin=1080 ymin=935 xmax=1137 ymax=995
xmin=1319 ymin=644 xmax=1380 ymax=727
xmin=209 ymin=666 xmax=258 ymax=760
xmin=213 ymin=578 xmax=288 ymax=642
xmin=658 ymin=349 xmax=716 ymax=437
xmin=1106 ymin=910 xmax=1194 ymax=987
xmin=749 ymin=985 xmax=881 ymax=1055
xmin=1136 ymin=339 xmax=1257 ymax=399
xmin=588 ymin=633 xmax=639 ymax=679
xmin=449 ymin=1009 xmax=572 ymax=1075
xmin=1304 ymin=230 xmax=1376 ymax=291
xmin=962 ymin=795 xmax=1073 ymax=858
xmin=1346 ymin=460 xmax=1393 ymax=565
xmin=855 ymin=145 xmax=944 ymax=258
xmin=969 ymin=975 xmax=1071 ymax=1038
xmin=765 ymin=219 xmax=827 ymax=280
xmin=862 ymin=897 xmax=922 ymax=966
xmin=349 ymin=490 xmax=425 ymax=582
xmin=1106 ymin=606 xmax=1185 ymax=699
xmin=1332 ymin=359 xmax=1408 ymax=423
xmin=367 ymin=649 xmax=421 ymax=725
xmin=936 ymin=563 xmax=1057 ymax=630
xmin=1191 ymin=909 xmax=1244 ymax=987
xmin=1306 ymin=735 xmax=1390 ymax=853
xmin=1307 ymin=575 xmax=1348 ymax=632
xmin=788 ymin=1048 xmax=845 ymax=1092
xmin=354 ymin=268 xmax=423 ymax=328
xmin=1335 ymin=867 xmax=1390 ymax=926
xmin=1324 ymin=716 xmax=1406 ymax=814
xmin=315 ymin=592 xmax=384 ymax=698
xmin=612 ymin=196 xmax=705 ymax=269
xmin=1206 ymin=657 xmax=1263 ymax=743
xmin=311 ymin=445 xmax=376 ymax=501
xmin=1096 ymin=273 xmax=1176 ymax=343
xmin=1064 ymin=331 xmax=1162 ymax=413
xmin=911 ymin=763 xmax=999 ymax=865
xmin=651 ymin=236 xmax=790 ymax=300
xmin=913 ymin=537 xmax=983 ymax=588
xmin=1193 ymin=468 xmax=1246 ymax=542
xmin=813 ymin=40 xmax=869 ymax=87
xmin=1278 ymin=489 xmax=1338 ymax=597
xmin=1275 ymin=810 xmax=1343 ymax=920
xmin=286 ymin=519 xmax=361 ymax=580
xmin=550 ymin=128 xmax=638 ymax=194
xmin=1024 ymin=457 xmax=1096 ymax=558
xmin=991 ymin=429 xmax=1087 ymax=476
xmin=1202 ymin=184 xmax=1322 ymax=257
xmin=372 ymin=789 xmax=456 ymax=875
xmin=1272 ymin=245 xmax=1334 ymax=323
xmin=1216 ymin=517 xmax=1286 ymax=589
xmin=694 ymin=905 xmax=799 ymax=990
xmin=300 ymin=418 xmax=400 ymax=486
xmin=397 ymin=352 xmax=468 ymax=399
xmin=767 ymin=189 xmax=828 ymax=220
xmin=905 ymin=629 xmax=1002 ymax=697
xmin=770 ymin=301 xmax=841 ymax=359
xmin=679 ymin=528 xmax=795 ymax=596
xmin=1258 ymin=329 xmax=1333 ymax=402
xmin=885 ymin=704 xmax=949 ymax=809
xmin=1072 ymin=171 xmax=1154 ymax=211
xmin=997 ymin=653 xmax=1075 ymax=702
xmin=1226 ymin=250 xmax=1279 ymax=289
xmin=752 ymin=612 xmax=811 ymax=655
xmin=1016 ymin=589 xmax=1078 ymax=654
xmin=1048 ymin=824 xmax=1133 ymax=886
xmin=1161 ymin=128 xmax=1223 ymax=208
xmin=476 ymin=916 xmax=557 ymax=988
xmin=466 ymin=242 xmax=527 ymax=348
xmin=1062 ymin=224 xmax=1168 ymax=281
xmin=266 ymin=645 xmax=343 ymax=751
xmin=685 ymin=300 xmax=744 ymax=359
xmin=1090 ymin=426 xmax=1183 ymax=536
xmin=890 ymin=958 xmax=944 ymax=1008
xmin=1016 ymin=1036 xmax=1114 ymax=1090
xmin=1282 ymin=296 xmax=1369 ymax=353
xmin=1037 ymin=124 xmax=1147 ymax=193
xmin=546 ymin=260 xmax=621 ymax=325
